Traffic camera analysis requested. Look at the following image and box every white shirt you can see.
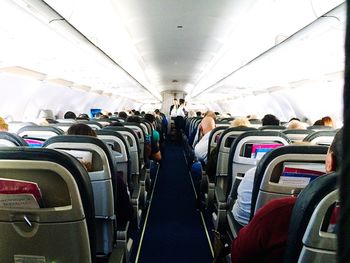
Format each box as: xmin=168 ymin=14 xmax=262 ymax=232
xmin=194 ymin=131 xmax=211 ymax=164
xmin=231 ymin=167 xmax=257 ymax=226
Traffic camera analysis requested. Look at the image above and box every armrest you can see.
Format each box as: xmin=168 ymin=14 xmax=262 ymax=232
xmin=215 ymin=187 xmax=228 ymax=210
xmin=131 ymin=185 xmax=141 ymax=201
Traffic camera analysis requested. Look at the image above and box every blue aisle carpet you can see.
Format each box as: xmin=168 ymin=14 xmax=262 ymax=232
xmin=136 ymin=142 xmax=213 ymax=263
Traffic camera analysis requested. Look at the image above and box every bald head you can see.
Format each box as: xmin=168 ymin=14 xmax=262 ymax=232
xmin=201 ymin=116 xmax=216 ymax=135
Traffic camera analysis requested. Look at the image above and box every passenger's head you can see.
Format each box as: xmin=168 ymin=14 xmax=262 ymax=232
xmin=0 ymin=117 xmax=8 ymax=131
xmin=313 ymin=119 xmax=324 ymax=126
xmin=154 ymin=109 xmax=160 ymax=115
xmin=287 ymin=120 xmax=306 ymax=130
xmin=196 ymin=111 xmax=202 ymax=117
xmin=322 ymin=116 xmax=334 ymax=127
xmin=64 ymin=111 xmax=76 ymax=119
xmin=204 ymin=110 xmax=216 ymax=121
xmin=200 ymin=116 xmax=216 ymax=135
xmin=118 ymin=111 xmax=128 ymax=120
xmin=179 ymin=99 xmax=185 ymax=105
xmin=230 ymin=118 xmax=250 ymax=128
xmin=173 ymin=98 xmax=178 ymax=105
xmin=325 ymin=128 xmax=343 ymax=173
xmin=126 ymin=115 xmax=141 ymax=123
xmin=67 ymin=123 xmax=97 ymax=137
xmin=144 ymin=113 xmax=155 ymax=124
xmin=77 ymin=113 xmax=90 ymax=121
xmin=262 ymin=114 xmax=280 ymax=126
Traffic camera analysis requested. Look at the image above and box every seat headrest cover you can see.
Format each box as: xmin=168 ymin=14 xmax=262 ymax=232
xmin=250 ymin=145 xmax=329 ymax=220
xmin=282 ymin=129 xmax=314 ymax=135
xmin=284 ymin=172 xmax=338 ymax=263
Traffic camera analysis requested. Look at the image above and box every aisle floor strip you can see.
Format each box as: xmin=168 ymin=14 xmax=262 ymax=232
xmin=183 ymin=152 xmax=214 ymax=257
xmin=134 ymin=164 xmax=160 ymax=263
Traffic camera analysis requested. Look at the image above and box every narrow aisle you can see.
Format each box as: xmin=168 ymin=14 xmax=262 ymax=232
xmin=136 ymin=142 xmax=213 ymax=263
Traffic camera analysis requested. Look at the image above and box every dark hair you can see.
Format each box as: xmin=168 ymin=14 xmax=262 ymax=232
xmin=179 ymin=99 xmax=185 ymax=105
xmin=154 ymin=109 xmax=160 ymax=114
xmin=126 ymin=116 xmax=141 ymax=123
xmin=67 ymin=123 xmax=97 ymax=137
xmin=329 ymin=128 xmax=343 ymax=170
xmin=196 ymin=111 xmax=202 ymax=117
xmin=118 ymin=111 xmax=128 ymax=120
xmin=262 ymin=114 xmax=280 ymax=126
xmin=134 ymin=111 xmax=141 ymax=116
xmin=313 ymin=119 xmax=324 ymax=126
xmin=289 ymin=117 xmax=300 ymax=122
xmin=64 ymin=111 xmax=76 ymax=119
xmin=77 ymin=113 xmax=89 ymax=121
xmin=144 ymin=113 xmax=155 ymax=123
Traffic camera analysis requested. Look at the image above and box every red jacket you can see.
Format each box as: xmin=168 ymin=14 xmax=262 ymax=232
xmin=231 ymin=197 xmax=297 ymax=263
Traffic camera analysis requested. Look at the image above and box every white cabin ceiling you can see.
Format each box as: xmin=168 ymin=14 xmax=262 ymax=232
xmin=3 ymin=0 xmax=346 ymax=104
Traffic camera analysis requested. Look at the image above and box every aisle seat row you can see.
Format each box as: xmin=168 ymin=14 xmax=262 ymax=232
xmin=184 ymin=117 xmax=338 ymax=263
xmin=0 ymin=118 xmax=159 ymax=263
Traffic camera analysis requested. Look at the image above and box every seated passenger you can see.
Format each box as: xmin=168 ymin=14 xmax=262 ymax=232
xmin=0 ymin=117 xmax=8 ymax=132
xmin=231 ymin=128 xmax=342 ymax=263
xmin=76 ymin=113 xmax=90 ymax=121
xmin=287 ymin=120 xmax=306 ymax=130
xmin=205 ymin=117 xmax=250 ymax=182
xmin=322 ymin=116 xmax=334 ymax=128
xmin=68 ymin=123 xmax=133 ymax=227
xmin=144 ymin=114 xmax=162 ymax=162
xmin=262 ymin=114 xmax=280 ymax=126
xmin=194 ymin=116 xmax=216 ymax=164
xmin=313 ymin=119 xmax=324 ymax=126
xmin=118 ymin=111 xmax=128 ymax=120
xmin=63 ymin=111 xmax=76 ymax=119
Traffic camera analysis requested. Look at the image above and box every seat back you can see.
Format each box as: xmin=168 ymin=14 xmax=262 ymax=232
xmin=251 ymin=145 xmax=328 ymax=219
xmin=226 ymin=131 xmax=290 ymax=200
xmin=123 ymin=123 xmax=146 ymax=164
xmin=282 ymin=129 xmax=314 ymax=142
xmin=284 ymin=173 xmax=338 ymax=263
xmin=43 ymin=135 xmax=115 ymax=256
xmin=258 ymin=125 xmax=286 ymax=131
xmin=17 ymin=125 xmax=64 ymax=140
xmin=0 ymin=147 xmax=95 ymax=262
xmin=303 ymin=130 xmax=337 ymax=146
xmin=96 ymin=130 xmax=131 ymax=190
xmin=0 ymin=132 xmax=28 ymax=147
xmin=307 ymin=125 xmax=334 ymax=131
xmin=7 ymin=121 xmax=37 ymax=133
xmin=104 ymin=126 xmax=141 ymax=179
xmin=207 ymin=126 xmax=229 ymax=158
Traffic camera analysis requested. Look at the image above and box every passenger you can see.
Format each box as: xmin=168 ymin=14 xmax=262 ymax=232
xmin=262 ymin=114 xmax=280 ymax=126
xmin=67 ymin=123 xmax=96 ymax=137
xmin=126 ymin=115 xmax=141 ymax=123
xmin=145 ymin=114 xmax=162 ymax=162
xmin=196 ymin=111 xmax=202 ymax=117
xmin=287 ymin=120 xmax=306 ymax=130
xmin=68 ymin=122 xmax=133 ymax=227
xmin=194 ymin=116 xmax=216 ymax=164
xmin=205 ymin=117 xmax=250 ymax=183
xmin=322 ymin=116 xmax=334 ymax=127
xmin=0 ymin=117 xmax=9 ymax=131
xmin=76 ymin=113 xmax=90 ymax=121
xmin=118 ymin=111 xmax=128 ymax=120
xmin=230 ymin=117 xmax=250 ymax=128
xmin=313 ymin=119 xmax=324 ymax=126
xmin=204 ymin=110 xmax=217 ymax=121
xmin=63 ymin=111 xmax=76 ymax=119
xmin=230 ymin=128 xmax=343 ymax=263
